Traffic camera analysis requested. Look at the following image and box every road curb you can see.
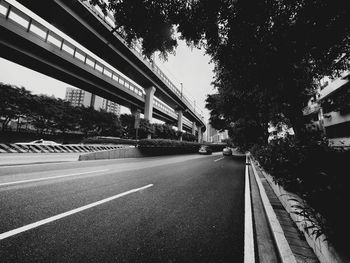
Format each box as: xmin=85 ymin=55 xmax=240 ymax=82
xmin=249 ymin=154 xmax=297 ymax=263
xmin=259 ymin=165 xmax=350 ymax=263
xmin=244 ymin=154 xmax=255 ymax=263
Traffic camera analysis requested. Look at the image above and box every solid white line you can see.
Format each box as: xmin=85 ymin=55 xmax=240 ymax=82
xmin=250 ymin=156 xmax=297 ymax=263
xmin=214 ymin=157 xmax=225 ymax=162
xmin=0 ymin=169 xmax=109 ymax=186
xmin=0 ymin=184 xmax=153 ymax=240
xmin=244 ymin=155 xmax=255 ymax=263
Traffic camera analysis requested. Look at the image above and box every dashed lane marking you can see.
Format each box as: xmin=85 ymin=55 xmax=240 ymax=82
xmin=214 ymin=157 xmax=225 ymax=162
xmin=0 ymin=169 xmax=109 ymax=186
xmin=0 ymin=184 xmax=153 ymax=240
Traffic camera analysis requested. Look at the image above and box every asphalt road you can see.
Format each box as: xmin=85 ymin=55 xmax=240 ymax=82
xmin=0 ymin=153 xmax=245 ymax=263
xmin=0 ymin=153 xmax=81 ymax=166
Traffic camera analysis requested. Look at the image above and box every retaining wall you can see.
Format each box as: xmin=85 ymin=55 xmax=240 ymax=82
xmin=79 ymin=147 xmax=144 ymax=161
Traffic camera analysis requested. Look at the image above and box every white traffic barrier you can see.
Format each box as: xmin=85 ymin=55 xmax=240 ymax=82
xmin=0 ymin=144 xmax=130 ymax=153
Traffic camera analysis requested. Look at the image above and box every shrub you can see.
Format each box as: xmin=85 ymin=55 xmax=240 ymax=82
xmin=251 ymin=137 xmax=350 ymax=254
xmin=82 ymin=136 xmax=137 ymax=145
xmin=137 ymin=139 xmax=226 ymax=154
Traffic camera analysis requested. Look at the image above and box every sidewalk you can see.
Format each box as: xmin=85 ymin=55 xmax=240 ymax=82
xmin=248 ymin=156 xmax=319 ymax=263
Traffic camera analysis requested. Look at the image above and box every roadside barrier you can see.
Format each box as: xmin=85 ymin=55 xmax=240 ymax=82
xmin=0 ymin=144 xmax=130 ymax=153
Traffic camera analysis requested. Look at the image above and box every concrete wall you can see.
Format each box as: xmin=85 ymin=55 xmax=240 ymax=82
xmin=79 ymin=147 xmax=145 ymax=161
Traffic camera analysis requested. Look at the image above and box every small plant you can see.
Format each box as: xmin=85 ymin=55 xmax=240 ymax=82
xmin=289 ymin=198 xmax=329 ymax=241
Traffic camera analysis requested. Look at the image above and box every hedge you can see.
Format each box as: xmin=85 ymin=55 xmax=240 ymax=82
xmin=137 ymin=139 xmax=226 ymax=155
xmin=82 ymin=136 xmax=137 ymax=145
xmin=251 ymin=137 xmax=350 ymax=256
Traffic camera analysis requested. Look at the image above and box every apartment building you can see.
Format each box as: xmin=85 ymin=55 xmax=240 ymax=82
xmin=206 ymin=124 xmax=229 ymax=143
xmin=303 ymin=71 xmax=350 ymax=147
xmin=65 ymin=87 xmax=121 ymax=116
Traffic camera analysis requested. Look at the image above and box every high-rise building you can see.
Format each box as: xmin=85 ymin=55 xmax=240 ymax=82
xmin=65 ymin=87 xmax=93 ymax=108
xmin=65 ymin=87 xmax=121 ymax=116
xmin=303 ymin=71 xmax=350 ymax=147
xmin=206 ymin=123 xmax=229 ymax=143
xmin=102 ymin=99 xmax=121 ymax=116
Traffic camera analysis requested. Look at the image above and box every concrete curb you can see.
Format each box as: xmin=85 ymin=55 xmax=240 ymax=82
xmin=244 ymin=154 xmax=255 ymax=263
xmin=249 ymin=154 xmax=298 ymax=263
xmin=258 ymin=166 xmax=350 ymax=263
xmin=0 ymin=144 xmax=129 ymax=153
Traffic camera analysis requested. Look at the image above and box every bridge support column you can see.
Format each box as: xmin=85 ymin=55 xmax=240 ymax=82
xmin=144 ymin=86 xmax=156 ymax=123
xmin=192 ymin=122 xmax=196 ymax=135
xmin=177 ymin=110 xmax=183 ymax=141
xmin=197 ymin=126 xmax=202 ymax=143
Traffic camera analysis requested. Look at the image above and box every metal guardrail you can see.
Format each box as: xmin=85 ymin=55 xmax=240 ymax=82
xmin=81 ymin=1 xmax=205 ymax=123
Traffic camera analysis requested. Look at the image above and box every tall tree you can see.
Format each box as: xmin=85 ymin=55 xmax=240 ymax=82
xmin=0 ymin=83 xmax=33 ymax=131
xmin=94 ymin=0 xmax=350 ymax=142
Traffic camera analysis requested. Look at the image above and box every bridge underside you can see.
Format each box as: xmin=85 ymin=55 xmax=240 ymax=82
xmin=0 ymin=23 xmax=190 ymax=129
xmin=14 ymin=0 xmax=205 ymax=130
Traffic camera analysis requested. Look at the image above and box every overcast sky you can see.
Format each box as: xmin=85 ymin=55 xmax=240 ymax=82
xmin=0 ymin=3 xmax=216 ymax=121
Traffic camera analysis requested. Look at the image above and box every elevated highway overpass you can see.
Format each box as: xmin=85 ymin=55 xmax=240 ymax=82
xmin=0 ymin=0 xmax=206 ymax=139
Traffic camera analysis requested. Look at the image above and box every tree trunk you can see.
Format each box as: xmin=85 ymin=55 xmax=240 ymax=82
xmin=286 ymin=108 xmax=307 ymax=141
xmin=2 ymin=117 xmax=10 ymax=131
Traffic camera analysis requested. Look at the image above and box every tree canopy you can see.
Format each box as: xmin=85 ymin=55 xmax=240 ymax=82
xmin=92 ymin=0 xmax=350 ymax=146
xmin=0 ymin=83 xmax=197 ymax=141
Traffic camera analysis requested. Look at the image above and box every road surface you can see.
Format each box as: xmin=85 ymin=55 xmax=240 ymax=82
xmin=0 ymin=153 xmax=81 ymax=166
xmin=0 ymin=153 xmax=245 ymax=262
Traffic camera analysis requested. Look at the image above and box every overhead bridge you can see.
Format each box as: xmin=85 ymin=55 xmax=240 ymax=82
xmin=0 ymin=0 xmax=205 ymax=139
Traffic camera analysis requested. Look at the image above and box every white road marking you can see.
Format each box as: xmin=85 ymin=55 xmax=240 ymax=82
xmin=214 ymin=157 xmax=225 ymax=162
xmin=0 ymin=169 xmax=109 ymax=186
xmin=0 ymin=184 xmax=153 ymax=240
xmin=250 ymin=156 xmax=297 ymax=263
xmin=244 ymin=154 xmax=255 ymax=263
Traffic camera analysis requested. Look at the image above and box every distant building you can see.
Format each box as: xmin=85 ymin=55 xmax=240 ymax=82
xmin=102 ymin=99 xmax=121 ymax=116
xmin=303 ymin=71 xmax=350 ymax=148
xmin=206 ymin=123 xmax=229 ymax=143
xmin=65 ymin=87 xmax=93 ymax=108
xmin=65 ymin=87 xmax=121 ymax=116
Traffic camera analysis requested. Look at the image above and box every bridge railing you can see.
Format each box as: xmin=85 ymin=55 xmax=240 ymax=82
xmin=81 ymin=1 xmax=205 ymax=123
xmin=1 ymin=0 xmax=203 ymax=126
xmin=153 ymin=97 xmax=178 ymax=120
xmin=0 ymin=0 xmax=145 ymax=99
xmin=183 ymin=116 xmax=193 ymax=128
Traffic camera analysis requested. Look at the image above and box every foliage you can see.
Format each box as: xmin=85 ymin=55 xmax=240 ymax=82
xmin=0 ymin=83 xmax=34 ymax=131
xmin=153 ymin=123 xmax=176 ymax=140
xmin=93 ymin=0 xmax=350 ymax=145
xmin=137 ymin=139 xmax=226 ymax=153
xmin=251 ymin=137 xmax=350 ymax=253
xmin=89 ymin=0 xmax=178 ymax=58
xmin=138 ymin=138 xmax=199 ymax=148
xmin=289 ymin=198 xmax=329 ymax=242
xmin=228 ymin=118 xmax=268 ymax=152
xmin=81 ymin=136 xmax=137 ymax=145
xmin=182 ymin=131 xmax=197 ymax=142
xmin=1 ymin=84 xmax=198 ymax=141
